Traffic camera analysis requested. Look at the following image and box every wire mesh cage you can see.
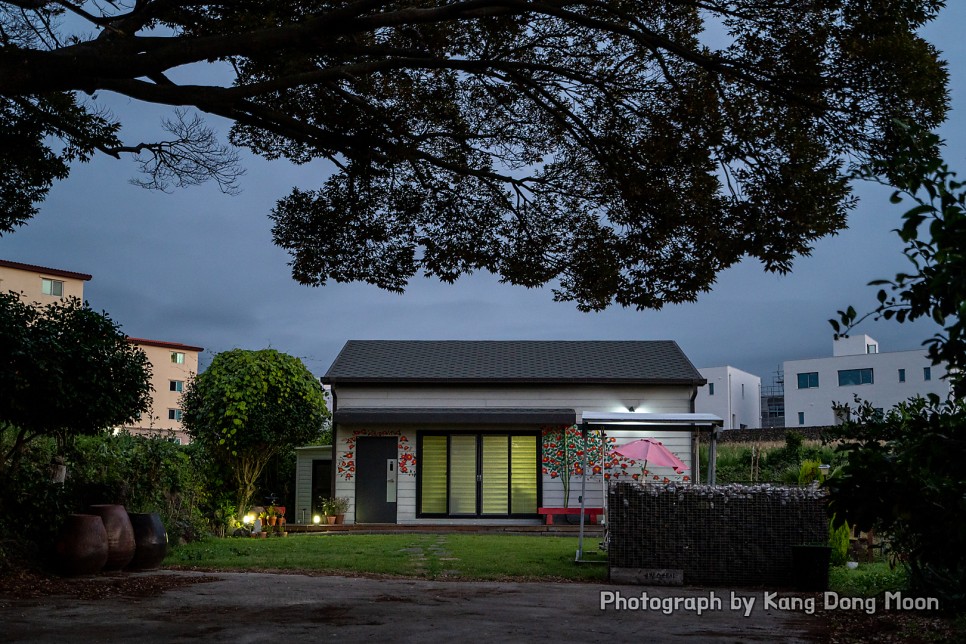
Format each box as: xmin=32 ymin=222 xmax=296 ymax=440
xmin=607 ymin=481 xmax=827 ymax=586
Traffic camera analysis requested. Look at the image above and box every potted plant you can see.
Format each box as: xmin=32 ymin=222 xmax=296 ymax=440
xmin=329 ymin=497 xmax=349 ymax=524
xmin=320 ymin=498 xmax=337 ymax=524
xmin=266 ymin=505 xmax=278 ymax=526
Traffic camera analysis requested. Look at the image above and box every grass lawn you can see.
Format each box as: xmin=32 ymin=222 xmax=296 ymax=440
xmin=828 ymin=561 xmax=907 ymax=597
xmin=165 ymin=533 xmax=608 ymax=582
xmin=166 ymin=533 xmax=908 ymax=593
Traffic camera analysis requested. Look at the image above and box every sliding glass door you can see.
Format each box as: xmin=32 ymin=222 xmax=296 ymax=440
xmin=418 ymin=432 xmax=539 ymax=518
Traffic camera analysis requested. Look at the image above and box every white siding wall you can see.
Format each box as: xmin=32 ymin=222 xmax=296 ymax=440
xmin=696 ymin=367 xmax=762 ymax=429
xmin=337 ymin=384 xmax=693 ymax=415
xmin=784 ymin=350 xmax=950 ymax=427
xmin=294 ymin=446 xmax=330 ymax=524
xmin=334 ymin=383 xmax=698 ymax=524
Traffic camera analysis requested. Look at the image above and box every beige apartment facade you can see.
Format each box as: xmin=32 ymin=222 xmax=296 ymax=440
xmin=0 ymin=258 xmax=91 ymax=303
xmin=123 ymin=338 xmax=204 ymax=444
xmin=3 ymin=258 xmax=204 ymax=443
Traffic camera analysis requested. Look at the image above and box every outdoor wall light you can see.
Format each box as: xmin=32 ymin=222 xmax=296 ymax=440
xmin=627 ymin=406 xmax=635 ymax=412
xmin=313 ymin=514 xmax=322 ymax=525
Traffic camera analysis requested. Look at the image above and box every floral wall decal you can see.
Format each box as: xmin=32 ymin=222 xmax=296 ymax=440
xmin=338 ymin=429 xmax=415 ymax=481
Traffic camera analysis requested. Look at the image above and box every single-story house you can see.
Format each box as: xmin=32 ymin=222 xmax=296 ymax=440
xmin=321 ymin=340 xmax=719 ymax=525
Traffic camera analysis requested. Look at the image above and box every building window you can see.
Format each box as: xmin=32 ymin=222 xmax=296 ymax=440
xmin=898 ymin=368 xmax=906 ymax=383
xmin=708 ymin=383 xmax=715 ymax=396
xmin=168 ymin=409 xmax=183 ymax=421
xmin=867 ymin=344 xmax=878 ymax=354
xmin=838 ymin=368 xmax=873 ymax=386
xmin=798 ymin=412 xmax=805 ymax=425
xmin=797 ymin=372 xmax=819 ymax=389
xmin=171 ymin=352 xmax=185 ymax=364
xmin=924 ymin=367 xmax=932 ymax=381
xmin=417 ymin=432 xmax=539 ymax=518
xmin=41 ymin=278 xmax=64 ymax=297
xmin=169 ymin=380 xmax=184 ymax=393
xmin=741 ymin=383 xmax=745 ymax=399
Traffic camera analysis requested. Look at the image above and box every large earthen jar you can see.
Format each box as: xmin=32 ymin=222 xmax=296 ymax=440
xmin=126 ymin=512 xmax=168 ymax=570
xmin=54 ymin=514 xmax=109 ymax=576
xmin=88 ymin=504 xmax=136 ymax=571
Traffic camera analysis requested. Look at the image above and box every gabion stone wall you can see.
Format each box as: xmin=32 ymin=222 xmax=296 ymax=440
xmin=608 ymin=482 xmax=827 ymax=587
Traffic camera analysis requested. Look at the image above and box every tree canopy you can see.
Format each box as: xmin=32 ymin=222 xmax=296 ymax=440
xmin=0 ymin=0 xmax=949 ymax=309
xmin=0 ymin=292 xmax=152 ymax=479
xmin=180 ymin=348 xmax=329 ymax=515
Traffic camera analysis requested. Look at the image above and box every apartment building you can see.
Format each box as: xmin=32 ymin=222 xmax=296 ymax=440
xmin=122 ymin=338 xmax=204 ymax=444
xmin=783 ymin=335 xmax=950 ymax=427
xmin=0 ymin=258 xmax=91 ymax=302
xmin=2 ymin=257 xmax=203 ymax=443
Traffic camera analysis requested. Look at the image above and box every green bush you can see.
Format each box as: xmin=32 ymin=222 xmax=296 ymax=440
xmin=69 ymin=432 xmax=209 ymax=543
xmin=829 ymin=515 xmax=851 ymax=566
xmin=827 ymin=396 xmax=966 ymax=609
xmin=699 ymin=434 xmax=849 ymax=485
xmin=799 ymin=459 xmax=821 ymax=486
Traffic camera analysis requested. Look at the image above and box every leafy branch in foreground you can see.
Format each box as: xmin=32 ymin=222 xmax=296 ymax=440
xmin=830 ymin=123 xmax=965 ymax=397
xmin=1 ymin=1 xmax=950 ymax=310
xmin=827 ymin=125 xmax=966 ymax=610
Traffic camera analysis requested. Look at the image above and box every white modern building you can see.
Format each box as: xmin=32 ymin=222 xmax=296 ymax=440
xmin=783 ymin=335 xmax=950 ymax=427
xmin=696 ymin=366 xmax=762 ymax=429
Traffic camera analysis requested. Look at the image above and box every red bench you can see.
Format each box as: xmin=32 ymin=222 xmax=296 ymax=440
xmin=537 ymin=507 xmax=604 ymax=525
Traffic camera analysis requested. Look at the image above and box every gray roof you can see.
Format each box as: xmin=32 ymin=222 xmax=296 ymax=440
xmin=323 ymin=340 xmax=704 ymax=385
xmin=335 ymin=408 xmax=578 ymax=425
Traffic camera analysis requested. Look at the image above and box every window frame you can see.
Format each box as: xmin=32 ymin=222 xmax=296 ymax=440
xmin=168 ymin=409 xmax=183 ymax=421
xmin=169 ymin=380 xmax=184 ymax=393
xmin=41 ymin=278 xmax=64 ymax=297
xmin=838 ymin=368 xmax=874 ymax=386
xmin=797 ymin=372 xmax=819 ymax=389
xmin=416 ymin=430 xmax=541 ymax=519
xmin=171 ymin=351 xmax=185 ymax=364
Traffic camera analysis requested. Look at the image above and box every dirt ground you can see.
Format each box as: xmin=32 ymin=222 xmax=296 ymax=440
xmin=0 ymin=569 xmax=828 ymax=643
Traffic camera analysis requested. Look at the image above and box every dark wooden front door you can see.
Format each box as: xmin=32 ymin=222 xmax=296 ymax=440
xmin=310 ymin=459 xmax=332 ymax=521
xmin=355 ymin=437 xmax=398 ymax=523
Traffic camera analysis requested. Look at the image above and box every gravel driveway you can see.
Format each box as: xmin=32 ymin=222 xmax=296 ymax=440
xmin=1 ymin=570 xmax=826 ymax=643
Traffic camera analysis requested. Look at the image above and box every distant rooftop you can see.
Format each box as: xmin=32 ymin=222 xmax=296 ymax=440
xmin=323 ymin=340 xmax=704 ymax=385
xmin=0 ymin=259 xmax=92 ymax=282
xmin=127 ymin=338 xmax=204 ymax=353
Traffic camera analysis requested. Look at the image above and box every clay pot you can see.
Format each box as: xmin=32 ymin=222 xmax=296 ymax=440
xmin=54 ymin=514 xmax=109 ymax=576
xmin=126 ymin=512 xmax=168 ymax=570
xmin=88 ymin=504 xmax=136 ymax=571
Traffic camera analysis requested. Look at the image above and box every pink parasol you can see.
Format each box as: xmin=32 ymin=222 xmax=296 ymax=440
xmin=609 ymin=438 xmax=689 ymax=473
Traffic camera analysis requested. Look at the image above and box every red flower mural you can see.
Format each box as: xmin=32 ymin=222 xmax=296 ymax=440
xmin=338 ymin=430 xmax=416 ymax=481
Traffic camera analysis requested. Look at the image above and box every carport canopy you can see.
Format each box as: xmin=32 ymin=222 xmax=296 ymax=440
xmin=574 ymin=410 xmax=724 ymax=563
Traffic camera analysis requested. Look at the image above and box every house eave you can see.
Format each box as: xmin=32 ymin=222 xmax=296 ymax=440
xmin=334 ymin=407 xmax=578 ymax=426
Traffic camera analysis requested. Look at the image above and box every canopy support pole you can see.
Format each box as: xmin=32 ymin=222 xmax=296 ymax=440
xmin=576 ymin=422 xmax=589 ymax=561
xmin=706 ymin=427 xmax=719 ymax=485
